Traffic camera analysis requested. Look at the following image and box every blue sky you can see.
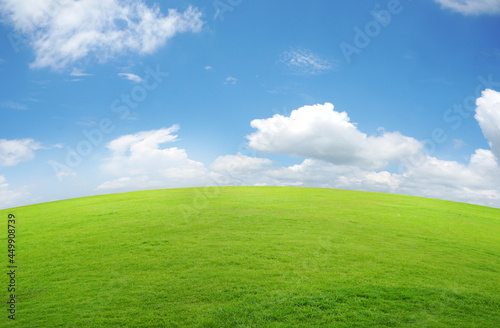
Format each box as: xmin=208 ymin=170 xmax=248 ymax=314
xmin=1 ymin=0 xmax=500 ymax=209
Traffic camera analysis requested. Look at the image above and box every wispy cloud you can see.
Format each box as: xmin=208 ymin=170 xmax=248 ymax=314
xmin=280 ymin=47 xmax=336 ymax=75
xmin=0 ymin=101 xmax=27 ymax=110
xmin=0 ymin=1 xmax=204 ymax=70
xmin=75 ymin=119 xmax=97 ymax=127
xmin=204 ymin=65 xmax=214 ymax=71
xmin=23 ymin=97 xmax=41 ymax=103
xmin=70 ymin=68 xmax=92 ymax=77
xmin=118 ymin=73 xmax=144 ymax=83
xmin=30 ymin=80 xmax=51 ymax=86
xmin=434 ymin=0 xmax=500 ymax=15
xmin=56 ymin=171 xmax=77 ymax=180
xmin=225 ymin=76 xmax=237 ymax=85
xmin=453 ymin=139 xmax=466 ymax=149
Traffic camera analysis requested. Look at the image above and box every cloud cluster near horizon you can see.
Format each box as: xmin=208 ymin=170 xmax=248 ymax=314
xmin=91 ymin=89 xmax=500 ymax=208
xmin=0 ymin=0 xmax=203 ymax=70
xmin=1 ymin=89 xmax=500 ymax=209
xmin=96 ymin=126 xmax=223 ymax=191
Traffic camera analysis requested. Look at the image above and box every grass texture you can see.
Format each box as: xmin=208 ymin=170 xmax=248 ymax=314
xmin=1 ymin=186 xmax=499 ymax=327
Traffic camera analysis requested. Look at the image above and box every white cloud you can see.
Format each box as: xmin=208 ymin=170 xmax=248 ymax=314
xmin=0 ymin=175 xmax=31 ymax=209
xmin=475 ymin=89 xmax=500 ymax=162
xmin=97 ymin=126 xmax=220 ymax=191
xmin=118 ymin=72 xmax=143 ymax=83
xmin=434 ymin=0 xmax=500 ymax=15
xmin=204 ymin=65 xmax=214 ymax=71
xmin=0 ymin=101 xmax=27 ymax=110
xmin=225 ymin=76 xmax=237 ymax=85
xmin=0 ymin=0 xmax=204 ymax=70
xmin=280 ymin=48 xmax=336 ymax=75
xmin=70 ymin=68 xmax=92 ymax=76
xmin=0 ymin=138 xmax=41 ymax=166
xmin=247 ymin=103 xmax=422 ymax=170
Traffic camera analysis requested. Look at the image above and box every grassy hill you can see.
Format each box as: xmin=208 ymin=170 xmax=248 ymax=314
xmin=1 ymin=186 xmax=499 ymax=327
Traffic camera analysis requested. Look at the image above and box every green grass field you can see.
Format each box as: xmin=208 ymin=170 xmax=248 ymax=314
xmin=1 ymin=186 xmax=499 ymax=327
